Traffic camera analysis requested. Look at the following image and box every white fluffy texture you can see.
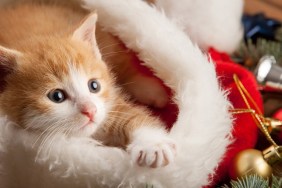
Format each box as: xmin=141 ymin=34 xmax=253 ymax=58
xmin=0 ymin=117 xmax=130 ymax=188
xmin=128 ymin=127 xmax=176 ymax=168
xmin=153 ymin=0 xmax=244 ymax=53
xmin=0 ymin=0 xmax=233 ymax=187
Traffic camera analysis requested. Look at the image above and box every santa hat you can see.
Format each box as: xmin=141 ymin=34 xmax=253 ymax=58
xmin=81 ymin=0 xmax=262 ymax=187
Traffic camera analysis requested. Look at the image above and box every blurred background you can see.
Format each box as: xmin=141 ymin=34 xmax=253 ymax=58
xmin=245 ymin=0 xmax=282 ymax=22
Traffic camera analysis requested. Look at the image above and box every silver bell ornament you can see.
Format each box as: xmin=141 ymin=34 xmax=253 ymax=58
xmin=254 ymin=55 xmax=282 ymax=89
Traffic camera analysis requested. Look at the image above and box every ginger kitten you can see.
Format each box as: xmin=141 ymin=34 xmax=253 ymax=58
xmin=0 ymin=0 xmax=169 ymax=109
xmin=0 ymin=4 xmax=176 ymax=168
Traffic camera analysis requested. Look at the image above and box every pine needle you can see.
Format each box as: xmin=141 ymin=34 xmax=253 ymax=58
xmin=275 ymin=27 xmax=282 ymax=42
xmin=271 ymin=175 xmax=282 ymax=188
xmin=145 ymin=184 xmax=154 ymax=188
xmin=233 ymin=27 xmax=282 ymax=69
xmin=221 ymin=175 xmax=282 ymax=188
xmin=234 ymin=39 xmax=282 ymax=69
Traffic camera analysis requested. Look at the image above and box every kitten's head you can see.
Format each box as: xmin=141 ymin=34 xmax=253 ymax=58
xmin=0 ymin=13 xmax=115 ymax=137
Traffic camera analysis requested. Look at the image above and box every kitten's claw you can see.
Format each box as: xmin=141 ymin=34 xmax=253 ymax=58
xmin=128 ymin=138 xmax=176 ymax=168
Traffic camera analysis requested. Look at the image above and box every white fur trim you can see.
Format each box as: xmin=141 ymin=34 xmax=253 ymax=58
xmin=0 ymin=0 xmax=234 ymax=187
xmin=83 ymin=0 xmax=233 ymax=187
xmin=0 ymin=117 xmax=131 ymax=188
xmin=153 ymin=0 xmax=243 ymax=53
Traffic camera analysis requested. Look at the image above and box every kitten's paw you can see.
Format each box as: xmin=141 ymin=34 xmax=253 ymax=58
xmin=128 ymin=136 xmax=176 ymax=168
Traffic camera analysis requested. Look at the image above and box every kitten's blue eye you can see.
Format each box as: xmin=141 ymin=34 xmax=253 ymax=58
xmin=48 ymin=89 xmax=66 ymax=103
xmin=88 ymin=79 xmax=101 ymax=93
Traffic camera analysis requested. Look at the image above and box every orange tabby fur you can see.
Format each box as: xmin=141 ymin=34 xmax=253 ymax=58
xmin=0 ymin=2 xmax=175 ymax=167
xmin=0 ymin=0 xmax=169 ymax=108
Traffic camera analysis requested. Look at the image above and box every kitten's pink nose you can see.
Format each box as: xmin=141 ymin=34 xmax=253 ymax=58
xmin=81 ymin=105 xmax=96 ymax=121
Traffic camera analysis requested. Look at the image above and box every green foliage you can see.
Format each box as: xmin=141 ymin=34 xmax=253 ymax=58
xmin=221 ymin=175 xmax=268 ymax=188
xmin=272 ymin=175 xmax=282 ymax=188
xmin=221 ymin=175 xmax=282 ymax=188
xmin=233 ymin=27 xmax=282 ymax=69
xmin=275 ymin=28 xmax=282 ymax=42
xmin=145 ymin=184 xmax=154 ymax=188
xmin=234 ymin=39 xmax=282 ymax=69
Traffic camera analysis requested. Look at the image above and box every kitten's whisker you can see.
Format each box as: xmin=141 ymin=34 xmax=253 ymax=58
xmin=45 ymin=129 xmax=60 ymax=158
xmin=96 ymin=39 xmax=116 ymax=48
xmin=106 ymin=116 xmax=135 ymax=123
xmin=111 ymin=104 xmax=129 ymax=107
xmin=111 ymin=102 xmax=132 ymax=106
xmin=107 ymin=114 xmax=131 ymax=120
xmin=96 ymin=36 xmax=123 ymax=47
xmin=107 ymin=116 xmax=129 ymax=121
xmin=141 ymin=115 xmax=150 ymax=127
xmin=37 ymin=129 xmax=56 ymax=155
xmin=102 ymin=50 xmax=128 ymax=57
xmin=31 ymin=118 xmax=62 ymax=147
xmin=46 ymin=124 xmax=68 ymax=158
xmin=99 ymin=43 xmax=123 ymax=51
xmin=108 ymin=111 xmax=135 ymax=116
xmin=39 ymin=127 xmax=57 ymax=150
xmin=57 ymin=122 xmax=71 ymax=137
xmin=65 ymin=123 xmax=76 ymax=138
xmin=118 ymin=81 xmax=136 ymax=87
xmin=108 ymin=116 xmax=131 ymax=121
xmin=32 ymin=124 xmax=58 ymax=148
xmin=30 ymin=119 xmax=60 ymax=143
xmin=37 ymin=124 xmax=63 ymax=157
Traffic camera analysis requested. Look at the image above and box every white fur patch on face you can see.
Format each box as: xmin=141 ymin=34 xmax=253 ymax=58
xmin=24 ymin=63 xmax=110 ymax=137
xmin=67 ymin=63 xmax=108 ymax=126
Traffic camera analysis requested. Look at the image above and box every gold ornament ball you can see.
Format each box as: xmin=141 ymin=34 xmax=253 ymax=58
xmin=229 ymin=149 xmax=273 ymax=179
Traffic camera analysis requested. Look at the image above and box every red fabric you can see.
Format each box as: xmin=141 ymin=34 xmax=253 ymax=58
xmin=272 ymin=109 xmax=282 ymax=144
xmin=129 ymin=48 xmax=263 ymax=186
xmin=207 ymin=48 xmax=263 ymax=186
xmin=133 ymin=48 xmax=263 ymax=187
xmin=131 ymin=55 xmax=179 ymax=130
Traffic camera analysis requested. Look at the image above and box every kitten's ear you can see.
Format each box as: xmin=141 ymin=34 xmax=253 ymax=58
xmin=72 ymin=13 xmax=102 ymax=59
xmin=0 ymin=46 xmax=21 ymax=92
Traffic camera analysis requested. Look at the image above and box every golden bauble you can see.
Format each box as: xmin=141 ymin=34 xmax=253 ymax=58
xmin=229 ymin=149 xmax=273 ymax=180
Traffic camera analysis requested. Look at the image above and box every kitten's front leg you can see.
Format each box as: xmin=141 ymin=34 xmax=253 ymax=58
xmin=96 ymin=98 xmax=177 ymax=168
xmin=127 ymin=126 xmax=177 ymax=168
